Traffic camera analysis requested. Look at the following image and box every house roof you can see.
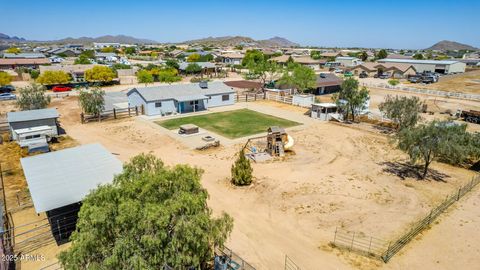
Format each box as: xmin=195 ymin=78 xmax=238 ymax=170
xmin=221 ymin=53 xmax=244 ymax=59
xmin=271 ymin=55 xmax=324 ymax=64
xmin=95 ymin=52 xmax=117 ymax=58
xmin=127 ymin=81 xmax=235 ymax=102
xmin=7 ymin=108 xmax=59 ymax=123
xmin=224 ymin=80 xmax=262 ymax=89
xmin=378 ymin=58 xmax=461 ymax=65
xmin=21 ymin=143 xmax=123 ymax=213
xmin=386 ymin=54 xmax=413 ymax=60
xmin=3 ymin=53 xmax=46 ymax=59
xmin=336 ymin=56 xmax=360 ymax=61
xmin=374 ymin=63 xmax=416 ymax=72
xmin=0 ymin=58 xmax=50 ymax=65
xmin=352 ymin=62 xmax=378 ymax=71
xmin=178 ymin=62 xmax=216 ymax=70
xmin=316 ymin=73 xmax=343 ymax=87
xmin=321 ymin=52 xmax=343 ymax=57
xmin=40 ymin=64 xmax=95 ymax=74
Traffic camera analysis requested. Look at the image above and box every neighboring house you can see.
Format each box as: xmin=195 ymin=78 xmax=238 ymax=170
xmin=7 ymin=108 xmax=60 ymax=142
xmin=335 ymin=56 xmax=362 ymax=67
xmin=350 ymin=62 xmax=416 ymax=78
xmin=40 ymin=64 xmax=95 ymax=82
xmin=95 ymin=52 xmax=118 ymax=62
xmin=20 ymin=143 xmax=122 ymax=244
xmin=178 ymin=61 xmax=217 ymax=74
xmin=271 ymin=55 xmax=325 ymax=70
xmin=93 ymin=42 xmax=121 ymax=48
xmin=52 ymin=48 xmax=81 ymax=57
xmin=127 ymin=81 xmax=235 ymax=116
xmin=0 ymin=58 xmax=50 ymax=70
xmin=220 ymin=53 xmax=244 ymax=65
xmin=321 ymin=52 xmax=345 ymax=58
xmin=386 ymin=54 xmax=413 ymax=60
xmin=2 ymin=52 xmax=46 ymax=59
xmin=377 ymin=59 xmax=466 ymax=74
xmin=313 ymin=73 xmax=343 ymax=95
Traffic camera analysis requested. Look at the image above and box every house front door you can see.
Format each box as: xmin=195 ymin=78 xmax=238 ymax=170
xmin=179 ymin=102 xmax=185 ymax=113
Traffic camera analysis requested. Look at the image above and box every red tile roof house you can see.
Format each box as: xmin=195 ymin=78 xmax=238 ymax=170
xmin=0 ymin=58 xmax=50 ymax=70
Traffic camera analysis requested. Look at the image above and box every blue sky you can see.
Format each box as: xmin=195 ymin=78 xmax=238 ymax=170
xmin=2 ymin=0 xmax=479 ymax=49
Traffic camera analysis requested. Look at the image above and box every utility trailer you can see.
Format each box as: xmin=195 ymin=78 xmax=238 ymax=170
xmin=459 ymin=110 xmax=480 ymax=124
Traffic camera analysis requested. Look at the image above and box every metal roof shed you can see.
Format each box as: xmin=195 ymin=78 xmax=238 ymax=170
xmin=20 ymin=143 xmax=123 ymax=214
xmin=7 ymin=108 xmax=59 ymax=123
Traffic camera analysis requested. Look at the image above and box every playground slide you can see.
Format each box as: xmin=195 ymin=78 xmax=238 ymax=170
xmin=284 ymin=135 xmax=294 ymax=150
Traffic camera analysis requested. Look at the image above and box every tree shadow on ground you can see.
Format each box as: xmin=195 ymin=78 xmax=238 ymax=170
xmin=380 ymin=161 xmax=450 ymax=182
xmin=371 ymin=125 xmax=395 ymax=135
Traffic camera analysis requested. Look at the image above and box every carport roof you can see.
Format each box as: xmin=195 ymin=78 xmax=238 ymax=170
xmin=7 ymin=108 xmax=59 ymax=123
xmin=20 ymin=143 xmax=123 ymax=213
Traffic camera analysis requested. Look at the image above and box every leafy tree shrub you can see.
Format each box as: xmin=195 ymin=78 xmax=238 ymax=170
xmin=136 ymin=69 xmax=154 ymax=85
xmin=379 ymin=95 xmax=423 ymax=131
xmin=187 ymin=53 xmax=201 ymax=62
xmin=5 ymin=47 xmax=21 ymax=53
xmin=74 ymin=55 xmax=92 ymax=65
xmin=36 ymin=70 xmax=70 ymax=85
xmin=78 ymin=88 xmax=105 ymax=116
xmin=185 ymin=63 xmax=202 ymax=74
xmin=278 ymin=64 xmax=316 ymax=94
xmin=165 ymin=59 xmax=179 ymax=69
xmin=231 ymin=149 xmax=253 ymax=186
xmin=0 ymin=71 xmax=12 ymax=86
xmin=29 ymin=69 xmax=40 ymax=80
xmin=16 ymin=83 xmax=51 ymax=110
xmin=388 ymin=79 xmax=400 ymax=86
xmin=59 ymin=153 xmax=233 ymax=269
xmin=85 ymin=66 xmax=116 ymax=82
xmin=333 ymin=77 xmax=370 ymax=122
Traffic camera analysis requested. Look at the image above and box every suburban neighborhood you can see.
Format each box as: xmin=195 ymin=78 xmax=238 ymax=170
xmin=0 ymin=1 xmax=479 ymax=270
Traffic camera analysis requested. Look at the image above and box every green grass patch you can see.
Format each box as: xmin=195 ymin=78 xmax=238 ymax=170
xmin=156 ymin=109 xmax=301 ymax=139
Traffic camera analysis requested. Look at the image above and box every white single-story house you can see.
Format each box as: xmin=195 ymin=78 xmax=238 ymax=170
xmin=220 ymin=53 xmax=244 ymax=65
xmin=335 ymin=57 xmax=362 ymax=67
xmin=7 ymin=108 xmax=59 ymax=142
xmin=127 ymin=81 xmax=235 ymax=116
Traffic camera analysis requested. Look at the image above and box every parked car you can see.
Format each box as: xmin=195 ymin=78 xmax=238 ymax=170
xmin=344 ymin=71 xmax=353 ymax=77
xmin=359 ymin=72 xmax=368 ymax=78
xmin=0 ymin=85 xmax=15 ymax=93
xmin=422 ymin=76 xmax=436 ymax=84
xmin=377 ymin=73 xmax=390 ymax=79
xmin=0 ymin=93 xmax=16 ymax=100
xmin=334 ymin=68 xmax=343 ymax=73
xmin=52 ymin=85 xmax=73 ymax=92
xmin=408 ymin=76 xmax=422 ymax=83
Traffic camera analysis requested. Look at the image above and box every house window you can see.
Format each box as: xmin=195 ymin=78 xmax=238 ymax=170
xmin=222 ymin=95 xmax=230 ymax=101
xmin=189 ymin=100 xmax=199 ymax=105
xmin=155 ymin=102 xmax=162 ymax=108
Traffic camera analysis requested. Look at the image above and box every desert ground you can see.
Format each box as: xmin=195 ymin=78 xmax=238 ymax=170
xmin=1 ymin=84 xmax=480 ymax=269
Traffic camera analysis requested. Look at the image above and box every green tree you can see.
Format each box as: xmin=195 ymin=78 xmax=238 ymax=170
xmin=85 ymin=65 xmax=116 ymax=82
xmin=165 ymin=59 xmax=179 ymax=69
xmin=376 ymin=49 xmax=388 ymax=59
xmin=36 ymin=70 xmax=70 ymax=85
xmin=78 ymin=88 xmax=105 ymax=116
xmin=5 ymin=47 xmax=21 ymax=53
xmin=29 ymin=69 xmax=40 ymax=80
xmin=100 ymin=46 xmax=116 ymax=53
xmin=310 ymin=50 xmax=321 ymax=60
xmin=231 ymin=149 xmax=253 ymax=186
xmin=245 ymin=59 xmax=281 ymax=91
xmin=59 ymin=153 xmax=233 ymax=269
xmin=158 ymin=68 xmax=181 ymax=83
xmin=413 ymin=53 xmax=424 ymax=60
xmin=333 ymin=77 xmax=370 ymax=122
xmin=379 ymin=95 xmax=424 ymax=131
xmin=359 ymin=51 xmax=368 ymax=61
xmin=0 ymin=71 xmax=12 ymax=86
xmin=16 ymin=83 xmax=51 ymax=110
xmin=74 ymin=55 xmax=92 ymax=65
xmin=187 ymin=53 xmax=201 ymax=62
xmin=185 ymin=63 xmax=202 ymax=74
xmin=396 ymin=121 xmax=477 ymax=179
xmin=80 ymin=50 xmax=95 ymax=59
xmin=241 ymin=50 xmax=264 ymax=66
xmin=388 ymin=79 xmax=399 ymax=86
xmin=124 ymin=47 xmax=136 ymax=55
xmin=278 ymin=64 xmax=316 ymax=94
xmin=136 ymin=69 xmax=154 ymax=85
xmin=198 ymin=54 xmax=214 ymax=62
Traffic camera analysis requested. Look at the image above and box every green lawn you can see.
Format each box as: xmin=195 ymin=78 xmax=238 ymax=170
xmin=156 ymin=109 xmax=301 ymax=139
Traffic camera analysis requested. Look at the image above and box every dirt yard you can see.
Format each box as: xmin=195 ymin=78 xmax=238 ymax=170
xmin=2 ymin=89 xmax=480 ymax=269
xmin=410 ymin=69 xmax=480 ymax=94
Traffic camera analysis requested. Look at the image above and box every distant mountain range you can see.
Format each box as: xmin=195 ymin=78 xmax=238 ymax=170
xmin=0 ymin=33 xmax=157 ymax=44
xmin=426 ymin=40 xmax=478 ymax=51
xmin=182 ymin=36 xmax=299 ymax=47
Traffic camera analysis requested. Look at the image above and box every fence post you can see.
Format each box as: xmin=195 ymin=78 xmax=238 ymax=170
xmin=98 ymin=112 xmax=101 ymax=122
xmin=245 ymin=94 xmax=247 ymax=102
xmin=427 ymin=210 xmax=432 ymax=224
xmin=80 ymin=112 xmax=84 ymax=124
xmin=141 ymin=104 xmax=145 ymax=115
xmin=113 ymin=108 xmax=117 ymax=119
xmin=128 ymin=107 xmax=131 ymax=116
xmin=333 ymin=227 xmax=337 ymax=244
xmin=135 ymin=106 xmax=139 ymax=116
xmin=457 ymin=188 xmax=461 ymax=201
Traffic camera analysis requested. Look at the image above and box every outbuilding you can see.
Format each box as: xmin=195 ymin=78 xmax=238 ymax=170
xmin=7 ymin=108 xmax=59 ymax=142
xmin=127 ymin=81 xmax=235 ymax=116
xmin=313 ymin=73 xmax=343 ymax=95
xmin=335 ymin=56 xmax=362 ymax=67
xmin=377 ymin=59 xmax=466 ymax=74
xmin=20 ymin=143 xmax=123 ymax=244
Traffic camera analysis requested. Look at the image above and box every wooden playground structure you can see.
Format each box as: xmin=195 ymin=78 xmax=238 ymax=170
xmin=243 ymin=126 xmax=294 ymax=162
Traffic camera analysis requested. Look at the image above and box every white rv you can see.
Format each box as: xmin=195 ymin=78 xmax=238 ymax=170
xmin=14 ymin=126 xmax=55 ymax=148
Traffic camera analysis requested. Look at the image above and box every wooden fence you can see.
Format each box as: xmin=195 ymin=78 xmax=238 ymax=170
xmin=235 ymin=93 xmax=265 ymax=103
xmin=284 ymin=255 xmax=302 ymax=270
xmin=81 ymin=105 xmax=143 ymax=124
xmin=332 ymin=175 xmax=480 ymax=262
xmin=265 ymin=93 xmax=293 ymax=105
xmin=0 ymin=121 xmax=8 ymax=133
xmin=215 ymin=246 xmax=256 ymax=270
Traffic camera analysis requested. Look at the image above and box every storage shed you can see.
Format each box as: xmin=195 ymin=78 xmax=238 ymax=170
xmin=377 ymin=59 xmax=466 ymax=74
xmin=7 ymin=108 xmax=59 ymax=141
xmin=20 ymin=144 xmax=123 ymax=244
